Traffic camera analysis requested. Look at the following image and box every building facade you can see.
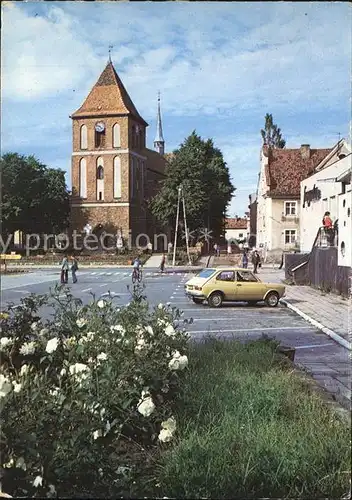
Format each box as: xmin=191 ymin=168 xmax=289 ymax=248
xmin=225 ymin=217 xmax=248 ymax=242
xmin=300 ymin=139 xmax=351 ymax=267
xmin=256 ymin=144 xmax=331 ymax=257
xmin=69 ymin=60 xmax=168 ymax=247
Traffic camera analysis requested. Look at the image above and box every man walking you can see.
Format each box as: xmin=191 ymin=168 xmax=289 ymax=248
xmin=160 ymin=253 xmax=166 ymax=273
xmin=71 ymin=255 xmax=79 ymax=284
xmin=60 ymin=255 xmax=69 ymax=284
xmin=252 ymin=250 xmax=261 ymax=274
xmin=242 ymin=250 xmax=248 ymax=269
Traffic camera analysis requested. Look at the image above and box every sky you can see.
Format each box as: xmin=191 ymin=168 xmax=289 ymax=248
xmin=1 ymin=1 xmax=351 ymax=217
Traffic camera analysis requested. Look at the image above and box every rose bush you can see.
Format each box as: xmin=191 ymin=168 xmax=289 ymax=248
xmin=0 ymin=285 xmax=189 ymax=497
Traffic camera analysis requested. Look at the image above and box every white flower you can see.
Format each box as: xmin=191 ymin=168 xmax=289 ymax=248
xmin=31 ymin=322 xmax=39 ymax=331
xmin=33 ymin=475 xmax=43 ymax=488
xmin=60 ymin=368 xmax=66 ymax=376
xmin=69 ymin=363 xmax=89 ymax=380
xmin=93 ymin=429 xmax=102 ymax=440
xmin=157 ymin=319 xmax=166 ymax=327
xmin=45 ymin=337 xmax=58 ymax=354
xmin=86 ymin=331 xmax=95 ymax=340
xmin=97 ymin=352 xmax=107 ymax=361
xmin=20 ymin=364 xmax=29 ymax=377
xmin=49 ymin=387 xmax=60 ymax=397
xmin=15 ymin=457 xmax=26 ymax=470
xmin=164 ymin=324 xmax=176 ymax=337
xmin=110 ymin=325 xmax=125 ymax=335
xmin=97 ymin=299 xmax=106 ymax=309
xmin=158 ymin=303 xmax=164 ymax=310
xmin=0 ymin=374 xmax=12 ymax=398
xmin=3 ymin=458 xmax=14 ymax=468
xmin=158 ymin=428 xmax=174 ymax=443
xmin=168 ymin=351 xmax=188 ymax=371
xmin=137 ymin=395 xmax=155 ymax=417
xmin=19 ymin=341 xmax=36 ymax=356
xmin=0 ymin=337 xmax=12 ymax=349
xmin=12 ymin=381 xmax=22 ymax=393
xmin=39 ymin=327 xmax=49 ymax=336
xmin=76 ymin=318 xmax=87 ymax=328
xmin=145 ymin=325 xmax=153 ymax=335
xmin=161 ymin=416 xmax=177 ymax=433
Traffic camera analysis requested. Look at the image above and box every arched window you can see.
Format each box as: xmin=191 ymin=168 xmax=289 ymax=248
xmin=113 ymin=123 xmax=121 ymax=148
xmin=113 ymin=157 xmax=121 ymax=198
xmin=79 ymin=158 xmax=87 ymax=198
xmin=80 ymin=125 xmax=88 ymax=150
xmin=97 ymin=166 xmax=104 ymax=179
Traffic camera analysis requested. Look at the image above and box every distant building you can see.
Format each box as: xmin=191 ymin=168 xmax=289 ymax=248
xmin=257 ymin=144 xmax=331 ymax=256
xmin=69 ymin=60 xmax=169 ymax=246
xmin=225 ymin=217 xmax=248 ymax=242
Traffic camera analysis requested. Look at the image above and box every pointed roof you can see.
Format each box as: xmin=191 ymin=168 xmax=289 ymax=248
xmin=71 ymin=61 xmax=148 ymax=125
xmin=154 ymin=94 xmax=164 ymax=143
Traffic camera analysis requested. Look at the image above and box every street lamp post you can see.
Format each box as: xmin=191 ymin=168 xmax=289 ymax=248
xmin=172 ymin=187 xmax=182 ymax=266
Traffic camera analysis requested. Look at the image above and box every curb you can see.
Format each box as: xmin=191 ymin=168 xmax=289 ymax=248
xmin=281 ymin=299 xmax=351 ymax=351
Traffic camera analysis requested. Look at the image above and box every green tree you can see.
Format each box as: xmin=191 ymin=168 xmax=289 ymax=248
xmin=0 ymin=153 xmax=70 ymax=239
xmin=261 ymin=113 xmax=286 ymax=148
xmin=150 ymin=132 xmax=235 ymax=242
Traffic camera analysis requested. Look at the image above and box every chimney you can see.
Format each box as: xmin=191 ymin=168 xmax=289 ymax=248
xmin=300 ymin=144 xmax=310 ymax=159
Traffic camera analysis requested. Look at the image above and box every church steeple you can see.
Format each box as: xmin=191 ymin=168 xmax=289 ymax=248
xmin=154 ymin=92 xmax=165 ymax=155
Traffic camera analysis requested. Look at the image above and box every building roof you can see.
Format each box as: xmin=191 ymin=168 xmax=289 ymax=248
xmin=225 ymin=218 xmax=247 ymax=230
xmin=143 ymin=148 xmax=167 ymax=175
xmin=71 ymin=61 xmax=148 ymax=125
xmin=263 ymin=145 xmax=332 ymax=197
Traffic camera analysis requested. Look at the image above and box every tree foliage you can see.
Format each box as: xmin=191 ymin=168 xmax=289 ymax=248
xmin=0 ymin=153 xmax=70 ymax=237
xmin=150 ymin=132 xmax=235 ymax=241
xmin=261 ymin=113 xmax=286 ymax=148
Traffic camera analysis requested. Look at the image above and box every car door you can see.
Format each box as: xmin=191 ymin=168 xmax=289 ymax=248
xmin=234 ymin=270 xmax=266 ymax=301
xmin=213 ymin=270 xmax=236 ymax=300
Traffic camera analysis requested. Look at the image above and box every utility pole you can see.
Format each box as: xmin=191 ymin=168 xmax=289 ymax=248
xmin=181 ymin=186 xmax=192 ymax=265
xmin=172 ymin=186 xmax=181 ymax=266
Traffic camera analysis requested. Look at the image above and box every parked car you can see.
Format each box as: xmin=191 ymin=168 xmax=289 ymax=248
xmin=184 ymin=267 xmax=285 ymax=308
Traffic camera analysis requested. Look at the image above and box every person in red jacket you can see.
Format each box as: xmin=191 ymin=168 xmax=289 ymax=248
xmin=322 ymin=211 xmax=333 ymax=228
xmin=322 ymin=211 xmax=334 ymax=246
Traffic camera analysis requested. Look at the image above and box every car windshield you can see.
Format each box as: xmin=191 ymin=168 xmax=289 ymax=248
xmin=197 ymin=269 xmax=215 ymax=279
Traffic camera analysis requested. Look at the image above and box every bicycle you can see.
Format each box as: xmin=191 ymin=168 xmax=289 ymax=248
xmin=132 ymin=267 xmax=143 ymax=283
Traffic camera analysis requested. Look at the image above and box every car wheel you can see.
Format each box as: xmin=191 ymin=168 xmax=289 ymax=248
xmin=265 ymin=292 xmax=279 ymax=307
xmin=247 ymin=301 xmax=258 ymax=306
xmin=192 ymin=297 xmax=203 ymax=304
xmin=208 ymin=292 xmax=223 ymax=308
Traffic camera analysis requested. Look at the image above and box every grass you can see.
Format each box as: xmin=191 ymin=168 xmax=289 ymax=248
xmin=152 ymin=338 xmax=351 ymax=499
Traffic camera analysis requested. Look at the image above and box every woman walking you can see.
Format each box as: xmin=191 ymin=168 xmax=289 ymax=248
xmin=60 ymin=255 xmax=69 ymax=284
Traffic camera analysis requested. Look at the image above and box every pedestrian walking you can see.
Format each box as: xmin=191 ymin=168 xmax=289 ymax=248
xmin=242 ymin=251 xmax=248 ymax=269
xmin=147 ymin=242 xmax=153 ymax=255
xmin=70 ymin=255 xmax=79 ymax=284
xmin=322 ymin=211 xmax=334 ymax=245
xmin=252 ymin=249 xmax=261 ymax=274
xmin=60 ymin=255 xmax=69 ymax=284
xmin=160 ymin=253 xmax=166 ymax=273
xmin=213 ymin=243 xmax=218 ymax=256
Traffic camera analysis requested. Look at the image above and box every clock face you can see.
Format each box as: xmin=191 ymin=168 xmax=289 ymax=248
xmin=95 ymin=122 xmax=105 ymax=133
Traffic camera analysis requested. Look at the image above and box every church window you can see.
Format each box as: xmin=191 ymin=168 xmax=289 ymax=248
xmin=113 ymin=123 xmax=121 ymax=148
xmin=95 ymin=129 xmax=106 ymax=148
xmin=98 ymin=191 xmax=103 ymax=201
xmin=80 ymin=125 xmax=88 ymax=150
xmin=96 ymin=157 xmax=104 ymax=200
xmin=97 ymin=166 xmax=104 ymax=179
xmin=113 ymin=157 xmax=121 ymax=198
xmin=79 ymin=158 xmax=87 ymax=198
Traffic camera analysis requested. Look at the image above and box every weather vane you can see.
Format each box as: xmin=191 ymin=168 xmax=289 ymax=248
xmin=108 ymin=45 xmax=113 ymax=62
xmin=158 ymin=90 xmax=160 ymax=102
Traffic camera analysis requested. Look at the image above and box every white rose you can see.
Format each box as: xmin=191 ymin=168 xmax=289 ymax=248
xmin=135 ymin=338 xmax=146 ymax=352
xmin=12 ymin=381 xmax=22 ymax=393
xmin=97 ymin=299 xmax=106 ymax=309
xmin=158 ymin=428 xmax=174 ymax=443
xmin=31 ymin=322 xmax=39 ymax=331
xmin=45 ymin=337 xmax=58 ymax=354
xmin=76 ymin=318 xmax=87 ymax=328
xmin=49 ymin=387 xmax=60 ymax=397
xmin=137 ymin=395 xmax=155 ymax=417
xmin=158 ymin=303 xmax=164 ymax=310
xmin=145 ymin=325 xmax=153 ymax=335
xmin=33 ymin=475 xmax=43 ymax=488
xmin=60 ymin=368 xmax=66 ymax=376
xmin=19 ymin=341 xmax=36 ymax=356
xmin=69 ymin=363 xmax=89 ymax=380
xmin=169 ymin=353 xmax=188 ymax=371
xmin=20 ymin=364 xmax=29 ymax=377
xmin=110 ymin=325 xmax=125 ymax=335
xmin=97 ymin=352 xmax=107 ymax=361
xmin=0 ymin=337 xmax=12 ymax=349
xmin=164 ymin=324 xmax=176 ymax=337
xmin=161 ymin=416 xmax=177 ymax=433
xmin=86 ymin=331 xmax=95 ymax=340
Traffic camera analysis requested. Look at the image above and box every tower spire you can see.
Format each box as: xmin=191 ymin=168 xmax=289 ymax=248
xmin=154 ymin=91 xmax=165 ymax=155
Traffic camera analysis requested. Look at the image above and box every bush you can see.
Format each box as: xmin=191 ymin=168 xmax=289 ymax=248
xmin=0 ymin=286 xmax=189 ymax=497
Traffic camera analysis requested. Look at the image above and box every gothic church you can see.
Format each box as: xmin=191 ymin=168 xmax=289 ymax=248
xmin=70 ymin=60 xmax=169 ymax=244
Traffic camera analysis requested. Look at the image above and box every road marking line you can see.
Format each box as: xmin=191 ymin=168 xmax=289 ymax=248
xmin=82 ymin=288 xmax=92 ymax=293
xmin=294 ymin=343 xmax=335 ymax=349
xmin=13 ymin=290 xmax=30 ymax=294
xmin=188 ymin=326 xmax=316 ymax=334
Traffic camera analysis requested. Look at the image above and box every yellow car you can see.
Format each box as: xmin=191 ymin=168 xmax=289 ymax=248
xmin=185 ymin=267 xmax=285 ymax=308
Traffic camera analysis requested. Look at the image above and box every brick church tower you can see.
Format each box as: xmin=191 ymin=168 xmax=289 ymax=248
xmin=70 ymin=60 xmax=167 ymax=245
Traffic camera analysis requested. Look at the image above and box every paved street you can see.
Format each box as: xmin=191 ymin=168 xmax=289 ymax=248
xmin=1 ymin=267 xmax=350 ymax=409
